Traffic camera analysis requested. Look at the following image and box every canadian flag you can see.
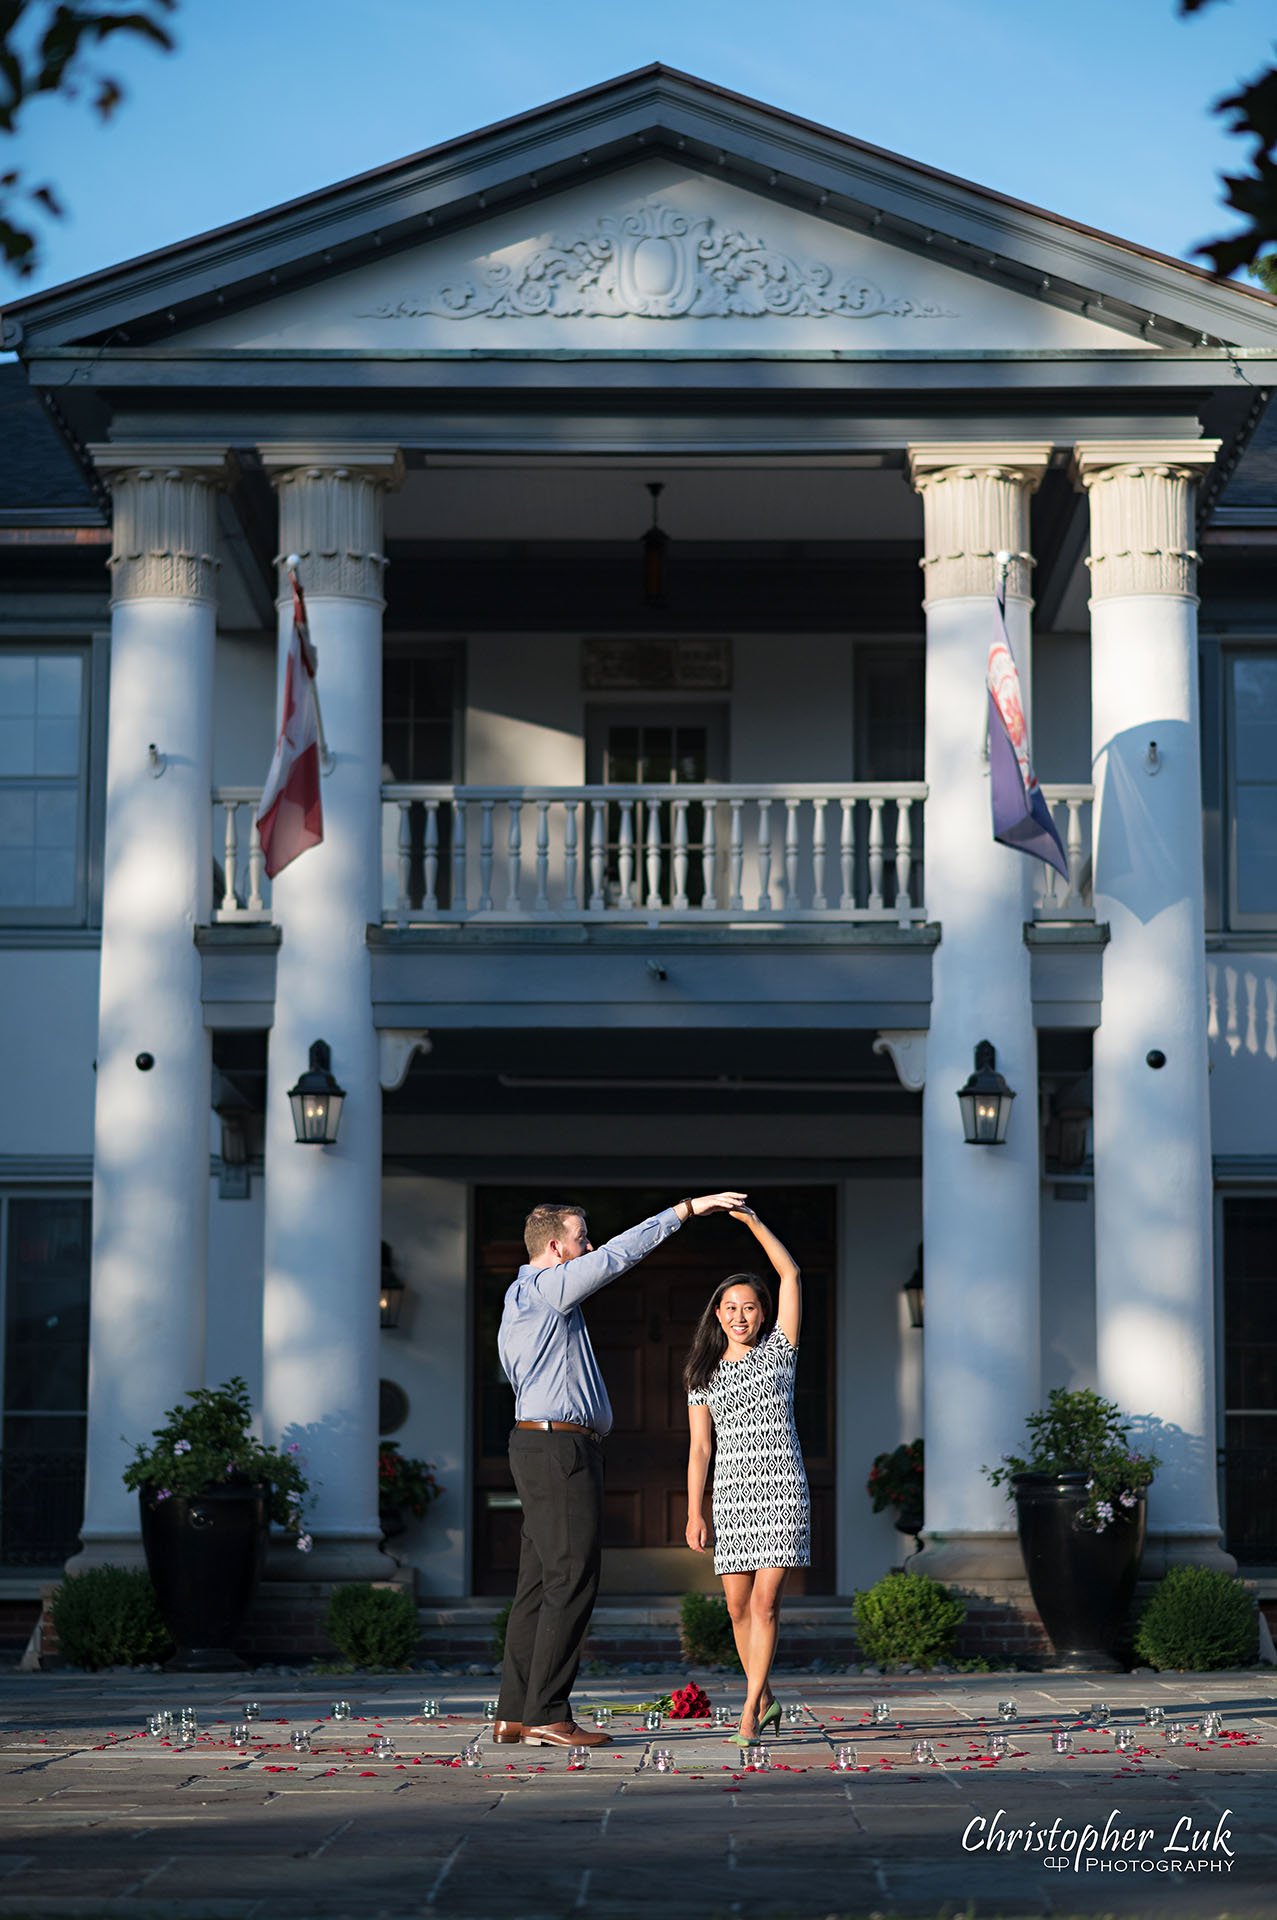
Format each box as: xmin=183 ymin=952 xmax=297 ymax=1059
xmin=257 ymin=570 xmax=323 ymax=878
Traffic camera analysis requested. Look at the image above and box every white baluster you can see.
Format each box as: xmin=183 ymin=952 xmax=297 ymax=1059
xmin=247 ymin=810 xmax=264 ymax=912
xmin=534 ymin=800 xmax=550 ymax=912
xmin=672 ymin=798 xmax=690 ymax=912
xmin=811 ymin=798 xmax=828 ymax=910
xmin=894 ymin=797 xmax=914 ymax=928
xmin=868 ymin=797 xmax=885 ymax=911
xmin=506 ymin=801 xmax=523 ymax=913
xmin=700 ymin=800 xmax=718 ymax=910
xmin=589 ymin=800 xmax=606 ymax=910
xmin=478 ymin=800 xmax=494 ymax=912
xmin=397 ymin=800 xmax=412 ymax=926
xmin=618 ymin=800 xmax=635 ymax=910
xmin=728 ymin=800 xmax=744 ymax=911
xmin=784 ymin=798 xmax=801 ymax=909
xmin=839 ymin=797 xmax=855 ymax=910
xmin=423 ymin=801 xmax=439 ymax=913
xmin=646 ymin=799 xmax=663 ymax=909
xmin=452 ymin=797 xmax=468 ymax=913
xmin=563 ymin=800 xmax=579 ymax=911
xmin=757 ymin=798 xmax=773 ymax=911
xmin=221 ymin=803 xmax=239 ymax=917
xmin=1067 ymin=798 xmax=1085 ymax=915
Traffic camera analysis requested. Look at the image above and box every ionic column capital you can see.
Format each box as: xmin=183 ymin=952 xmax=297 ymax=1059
xmin=907 ymin=443 xmax=1051 ymax=603
xmin=259 ymin=444 xmax=404 ymax=605
xmin=1072 ymin=441 xmax=1222 ymax=600
xmin=88 ymin=444 xmax=228 ymax=605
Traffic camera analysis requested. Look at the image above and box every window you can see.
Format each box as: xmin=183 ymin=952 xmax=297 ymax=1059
xmin=585 ymin=704 xmax=728 ymax=907
xmin=0 ymin=1193 xmax=90 ymax=1565
xmin=0 ymin=648 xmax=89 ymax=924
xmin=1226 ymin=652 xmax=1277 ymax=929
xmin=381 ymin=644 xmax=462 ymax=915
xmin=1221 ymin=1195 xmax=1277 ymax=1566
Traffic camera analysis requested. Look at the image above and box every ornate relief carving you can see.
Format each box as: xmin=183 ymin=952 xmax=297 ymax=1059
xmin=1074 ymin=443 xmax=1221 ymax=599
xmin=262 ymin=450 xmax=403 ymax=604
xmin=356 ymin=202 xmax=954 ymax=323
xmin=90 ymin=451 xmax=224 ymax=604
xmin=908 ymin=447 xmax=1049 ymax=603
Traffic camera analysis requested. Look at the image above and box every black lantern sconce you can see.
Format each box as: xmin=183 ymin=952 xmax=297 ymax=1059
xmin=641 ymin=480 xmax=669 ymax=606
xmin=903 ymin=1244 xmax=924 ymax=1330
xmin=379 ymin=1241 xmax=406 ymax=1330
xmin=288 ymin=1039 xmax=346 ymax=1145
xmin=957 ymin=1039 xmax=1016 ymax=1146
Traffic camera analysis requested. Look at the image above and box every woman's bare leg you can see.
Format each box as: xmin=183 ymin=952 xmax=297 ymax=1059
xmin=721 ymin=1572 xmax=758 ymax=1733
xmin=743 ymin=1567 xmax=789 ymax=1730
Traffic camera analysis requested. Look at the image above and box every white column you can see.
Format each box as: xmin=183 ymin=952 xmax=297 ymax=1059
xmin=908 ymin=445 xmax=1049 ymax=1582
xmin=71 ymin=448 xmax=226 ymax=1569
xmin=258 ymin=446 xmax=402 ymax=1579
xmin=1076 ymin=440 xmax=1231 ymax=1573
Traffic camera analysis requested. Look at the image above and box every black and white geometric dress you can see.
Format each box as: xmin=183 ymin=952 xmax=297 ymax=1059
xmin=688 ymin=1324 xmax=811 ymax=1574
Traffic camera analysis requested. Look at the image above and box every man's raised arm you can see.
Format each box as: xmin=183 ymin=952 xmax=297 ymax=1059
xmin=530 ymin=1193 xmax=747 ymax=1312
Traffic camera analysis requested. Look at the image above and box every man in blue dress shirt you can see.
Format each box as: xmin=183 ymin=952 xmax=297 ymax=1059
xmin=495 ymin=1191 xmax=746 ymax=1748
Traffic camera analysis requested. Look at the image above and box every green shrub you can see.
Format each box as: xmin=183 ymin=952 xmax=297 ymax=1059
xmin=490 ymin=1597 xmax=512 ymax=1661
xmin=852 ymin=1570 xmax=965 ymax=1668
xmin=323 ymin=1583 xmax=419 ymax=1668
xmin=1134 ymin=1565 xmax=1257 ymax=1671
xmin=679 ymin=1591 xmax=742 ymax=1669
xmin=50 ymin=1565 xmax=172 ymax=1670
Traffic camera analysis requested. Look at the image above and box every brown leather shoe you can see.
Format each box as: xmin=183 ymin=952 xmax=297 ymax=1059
xmin=521 ymin=1719 xmax=612 ymax=1747
xmin=492 ymin=1719 xmax=522 ymax=1744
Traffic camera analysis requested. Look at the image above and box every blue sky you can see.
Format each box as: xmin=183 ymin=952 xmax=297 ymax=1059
xmin=10 ymin=0 xmax=1277 ymax=297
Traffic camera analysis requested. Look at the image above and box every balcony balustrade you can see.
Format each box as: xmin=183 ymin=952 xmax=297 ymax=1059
xmin=211 ymin=781 xmax=1094 ymax=928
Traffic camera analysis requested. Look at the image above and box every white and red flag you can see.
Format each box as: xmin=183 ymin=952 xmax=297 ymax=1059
xmin=257 ymin=569 xmax=323 ymax=878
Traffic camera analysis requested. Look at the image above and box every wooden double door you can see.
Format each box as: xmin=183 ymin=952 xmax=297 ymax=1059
xmin=474 ymin=1187 xmax=836 ymax=1593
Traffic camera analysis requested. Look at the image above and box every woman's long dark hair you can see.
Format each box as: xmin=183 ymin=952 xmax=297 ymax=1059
xmin=683 ymin=1272 xmax=774 ymax=1394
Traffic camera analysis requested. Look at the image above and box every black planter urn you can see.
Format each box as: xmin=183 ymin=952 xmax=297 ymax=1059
xmin=139 ymin=1481 xmax=269 ymax=1671
xmin=1012 ymin=1471 xmax=1146 ymax=1671
xmin=893 ymin=1508 xmax=924 ymax=1537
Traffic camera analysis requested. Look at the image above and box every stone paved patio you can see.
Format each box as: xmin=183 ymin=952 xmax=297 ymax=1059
xmin=0 ymin=1668 xmax=1272 ymax=1918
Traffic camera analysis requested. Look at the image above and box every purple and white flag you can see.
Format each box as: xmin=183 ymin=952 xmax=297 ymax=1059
xmin=986 ymin=587 xmax=1068 ymax=879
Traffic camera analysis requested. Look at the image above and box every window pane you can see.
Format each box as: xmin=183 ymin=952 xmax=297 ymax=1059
xmin=0 ymin=717 xmax=34 ymax=777
xmin=1235 ymin=787 xmax=1277 ymax=916
xmin=0 ymin=656 xmax=36 ymax=717
xmin=36 ymin=656 xmax=81 ymax=719
xmin=0 ymin=851 xmax=35 ymax=904
xmin=605 ymin=727 xmax=639 ymax=784
xmin=34 ymin=850 xmax=75 ymax=906
xmin=0 ymin=788 xmax=34 ymax=848
xmin=34 ymin=717 xmax=79 ymax=776
xmin=1233 ymin=658 xmax=1277 ymax=783
xmin=34 ymin=787 xmax=76 ymax=848
xmin=4 ymin=1198 xmax=91 ymax=1414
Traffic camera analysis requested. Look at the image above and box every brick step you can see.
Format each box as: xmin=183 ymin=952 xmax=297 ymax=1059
xmin=417 ymin=1598 xmax=865 ymax=1664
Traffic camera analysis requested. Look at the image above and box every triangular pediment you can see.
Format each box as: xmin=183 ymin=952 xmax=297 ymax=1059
xmin=6 ymin=65 xmax=1277 ymax=354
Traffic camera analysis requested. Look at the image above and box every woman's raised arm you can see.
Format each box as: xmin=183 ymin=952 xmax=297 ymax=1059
xmin=732 ymin=1207 xmax=802 ymax=1347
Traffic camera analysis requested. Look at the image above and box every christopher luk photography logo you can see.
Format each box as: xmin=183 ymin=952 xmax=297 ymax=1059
xmin=962 ymin=1806 xmax=1236 ymax=1874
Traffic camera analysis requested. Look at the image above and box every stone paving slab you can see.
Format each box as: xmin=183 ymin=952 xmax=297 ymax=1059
xmin=0 ymin=1671 xmax=1272 ymax=1916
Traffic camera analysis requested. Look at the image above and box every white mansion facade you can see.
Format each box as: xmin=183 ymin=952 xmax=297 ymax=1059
xmin=2 ymin=68 xmax=1276 ymax=1620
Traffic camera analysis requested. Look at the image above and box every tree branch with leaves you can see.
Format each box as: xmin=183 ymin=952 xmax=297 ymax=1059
xmin=1180 ymin=0 xmax=1277 ymax=282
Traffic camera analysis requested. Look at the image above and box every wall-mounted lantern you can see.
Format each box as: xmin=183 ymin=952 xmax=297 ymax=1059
xmin=379 ymin=1241 xmax=406 ymax=1330
xmin=957 ymin=1039 xmax=1015 ymax=1145
xmin=903 ymin=1245 xmax=924 ymax=1329
xmin=288 ymin=1039 xmax=346 ymax=1145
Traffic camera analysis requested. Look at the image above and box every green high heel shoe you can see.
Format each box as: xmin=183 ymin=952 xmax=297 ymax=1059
xmin=759 ymin=1700 xmax=782 ymax=1734
xmin=729 ymin=1722 xmax=761 ymax=1748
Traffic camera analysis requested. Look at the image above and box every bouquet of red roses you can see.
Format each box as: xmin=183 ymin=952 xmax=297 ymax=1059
xmin=667 ymin=1681 xmax=712 ymax=1719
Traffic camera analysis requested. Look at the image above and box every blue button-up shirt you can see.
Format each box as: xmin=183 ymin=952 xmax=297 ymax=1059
xmin=497 ymin=1208 xmax=682 ymax=1436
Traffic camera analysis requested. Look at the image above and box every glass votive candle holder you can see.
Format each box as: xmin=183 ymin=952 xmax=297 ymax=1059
xmin=650 ymin=1747 xmax=673 ymax=1773
xmin=160 ymin=1710 xmax=175 ymax=1732
xmin=242 ymin=1703 xmax=260 ymax=1721
xmin=1142 ymin=1705 xmax=1165 ymax=1727
xmin=1202 ymin=1711 xmax=1222 ymax=1737
xmin=483 ymin=1700 xmax=498 ymax=1722
xmin=911 ymin=1739 xmax=935 ymax=1765
xmin=747 ymin=1744 xmax=769 ymax=1770
xmin=289 ymin=1730 xmax=311 ymax=1753
xmin=986 ymin=1732 xmax=1009 ymax=1757
xmin=714 ymin=1706 xmax=734 ymax=1729
xmin=1052 ymin=1730 xmax=1073 ymax=1755
xmin=332 ymin=1701 xmax=352 ymax=1721
xmin=644 ymin=1709 xmax=663 ymax=1733
xmin=1089 ymin=1701 xmax=1112 ymax=1725
xmin=462 ymin=1742 xmax=482 ymax=1769
xmin=1167 ymin=1721 xmax=1186 ymax=1745
xmin=871 ymin=1701 xmax=891 ymax=1724
xmin=996 ymin=1698 xmax=1017 ymax=1721
xmin=420 ymin=1699 xmax=439 ymax=1720
xmin=146 ymin=1713 xmax=166 ymax=1737
xmin=834 ymin=1744 xmax=858 ymax=1771
xmin=784 ymin=1703 xmax=803 ymax=1727
xmin=232 ymin=1721 xmax=251 ymax=1745
xmin=179 ymin=1707 xmax=199 ymax=1727
xmin=567 ymin=1745 xmax=590 ymax=1770
xmin=1114 ymin=1728 xmax=1135 ymax=1753
xmin=372 ymin=1735 xmax=395 ymax=1759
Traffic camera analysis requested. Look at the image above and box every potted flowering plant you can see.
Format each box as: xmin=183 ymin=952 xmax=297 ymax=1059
xmin=122 ymin=1377 xmax=313 ymax=1670
xmin=866 ymin=1438 xmax=925 ymax=1534
xmin=984 ymin=1387 xmax=1159 ymax=1670
xmin=377 ymin=1440 xmax=442 ymax=1540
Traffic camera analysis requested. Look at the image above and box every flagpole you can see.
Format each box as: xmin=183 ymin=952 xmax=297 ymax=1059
xmin=286 ymin=556 xmax=335 ymax=776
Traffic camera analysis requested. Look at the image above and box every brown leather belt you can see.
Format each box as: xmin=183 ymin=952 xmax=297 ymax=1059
xmin=516 ymin=1419 xmax=603 ymax=1444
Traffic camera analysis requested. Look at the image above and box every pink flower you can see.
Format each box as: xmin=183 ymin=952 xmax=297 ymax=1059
xmin=296 ymin=1532 xmax=313 ymax=1553
xmin=155 ymin=1489 xmax=171 ymax=1502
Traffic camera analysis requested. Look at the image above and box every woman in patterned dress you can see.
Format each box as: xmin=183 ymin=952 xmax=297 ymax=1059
xmin=684 ymin=1207 xmax=808 ymax=1745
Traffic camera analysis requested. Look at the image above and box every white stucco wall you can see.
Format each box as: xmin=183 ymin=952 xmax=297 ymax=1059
xmin=0 ymin=950 xmax=99 ymax=1155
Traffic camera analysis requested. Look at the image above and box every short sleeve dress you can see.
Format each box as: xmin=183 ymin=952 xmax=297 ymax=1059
xmin=688 ymin=1324 xmax=811 ymax=1575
